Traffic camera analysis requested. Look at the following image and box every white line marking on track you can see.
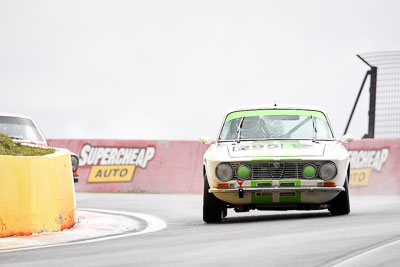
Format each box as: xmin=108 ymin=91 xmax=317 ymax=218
xmin=323 ymin=235 xmax=400 ymax=267
xmin=0 ymin=208 xmax=167 ymax=254
xmin=81 ymin=208 xmax=167 ymax=235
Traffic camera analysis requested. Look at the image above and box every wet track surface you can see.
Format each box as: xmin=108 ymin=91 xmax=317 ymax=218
xmin=1 ymin=193 xmax=400 ymax=266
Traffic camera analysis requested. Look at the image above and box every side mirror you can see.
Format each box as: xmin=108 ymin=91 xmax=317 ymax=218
xmin=199 ymin=136 xmax=212 ymax=145
xmin=340 ymin=134 xmax=354 ymax=144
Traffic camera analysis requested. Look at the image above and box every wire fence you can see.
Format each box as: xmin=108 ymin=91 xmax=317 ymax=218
xmin=360 ymin=51 xmax=400 ymax=139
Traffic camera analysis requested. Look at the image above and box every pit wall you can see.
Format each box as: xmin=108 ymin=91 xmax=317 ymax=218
xmin=0 ymin=149 xmax=76 ymax=238
xmin=48 ymin=139 xmax=208 ymax=194
xmin=345 ymin=138 xmax=400 ymax=195
xmin=47 ymin=139 xmax=400 ymax=195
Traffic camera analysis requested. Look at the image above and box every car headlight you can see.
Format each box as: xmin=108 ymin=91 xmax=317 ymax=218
xmin=319 ymin=162 xmax=337 ymax=180
xmin=70 ymin=155 xmax=79 ymax=171
xmin=302 ymin=164 xmax=316 ymax=179
xmin=237 ymin=164 xmax=251 ymax=179
xmin=216 ymin=163 xmax=234 ymax=182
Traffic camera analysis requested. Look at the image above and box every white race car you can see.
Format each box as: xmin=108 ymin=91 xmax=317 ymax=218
xmin=201 ymin=106 xmax=354 ymax=223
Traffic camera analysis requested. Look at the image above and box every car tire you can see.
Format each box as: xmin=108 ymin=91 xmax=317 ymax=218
xmin=203 ymin=174 xmax=223 ymax=223
xmin=328 ymin=176 xmax=350 ymax=216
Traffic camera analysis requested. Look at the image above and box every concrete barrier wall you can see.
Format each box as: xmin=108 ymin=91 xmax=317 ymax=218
xmin=346 ymin=138 xmax=400 ymax=195
xmin=48 ymin=139 xmax=208 ymax=194
xmin=0 ymin=149 xmax=76 ymax=237
xmin=48 ymin=138 xmax=400 ymax=195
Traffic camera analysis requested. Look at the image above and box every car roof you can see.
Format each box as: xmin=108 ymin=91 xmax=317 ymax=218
xmin=0 ymin=112 xmax=35 ymax=120
xmin=225 ymin=105 xmax=328 ymax=115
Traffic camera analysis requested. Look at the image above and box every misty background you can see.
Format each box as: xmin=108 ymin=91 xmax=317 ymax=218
xmin=1 ymin=0 xmax=399 ymax=140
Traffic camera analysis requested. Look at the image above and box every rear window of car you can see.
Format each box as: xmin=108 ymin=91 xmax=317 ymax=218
xmin=0 ymin=116 xmax=46 ymax=143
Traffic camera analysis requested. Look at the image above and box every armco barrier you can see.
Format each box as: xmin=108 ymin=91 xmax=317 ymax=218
xmin=346 ymin=138 xmax=400 ymax=195
xmin=47 ymin=139 xmax=208 ymax=194
xmin=0 ymin=149 xmax=76 ymax=238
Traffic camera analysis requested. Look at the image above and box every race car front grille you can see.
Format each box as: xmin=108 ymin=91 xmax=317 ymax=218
xmin=231 ymin=161 xmax=323 ymax=180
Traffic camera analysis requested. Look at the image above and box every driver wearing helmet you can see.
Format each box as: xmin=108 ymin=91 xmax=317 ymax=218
xmin=264 ymin=116 xmax=284 ymax=138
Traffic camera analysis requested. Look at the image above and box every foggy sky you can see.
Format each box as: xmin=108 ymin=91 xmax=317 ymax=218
xmin=1 ymin=0 xmax=399 ymax=140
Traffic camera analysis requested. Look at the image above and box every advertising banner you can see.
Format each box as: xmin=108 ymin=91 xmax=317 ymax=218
xmin=48 ymin=139 xmax=208 ymax=194
xmin=346 ymin=139 xmax=400 ymax=195
xmin=49 ymin=138 xmax=400 ymax=195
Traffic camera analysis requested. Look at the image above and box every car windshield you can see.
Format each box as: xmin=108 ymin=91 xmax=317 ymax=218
xmin=219 ymin=109 xmax=334 ymax=141
xmin=0 ymin=116 xmax=46 ymax=143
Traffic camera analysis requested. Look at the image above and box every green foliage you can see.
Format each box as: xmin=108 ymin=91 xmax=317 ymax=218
xmin=0 ymin=134 xmax=55 ymax=156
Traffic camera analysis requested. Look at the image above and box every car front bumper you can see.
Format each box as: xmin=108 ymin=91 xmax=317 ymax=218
xmin=209 ymin=186 xmax=345 ymax=193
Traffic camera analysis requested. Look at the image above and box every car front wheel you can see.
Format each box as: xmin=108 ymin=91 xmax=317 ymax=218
xmin=203 ymin=174 xmax=224 ymax=223
xmin=328 ymin=176 xmax=350 ymax=216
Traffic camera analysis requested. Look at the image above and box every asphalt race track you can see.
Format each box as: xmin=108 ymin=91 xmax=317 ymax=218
xmin=1 ymin=193 xmax=400 ymax=266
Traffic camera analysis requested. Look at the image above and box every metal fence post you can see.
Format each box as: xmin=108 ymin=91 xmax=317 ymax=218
xmin=367 ymin=66 xmax=377 ymax=138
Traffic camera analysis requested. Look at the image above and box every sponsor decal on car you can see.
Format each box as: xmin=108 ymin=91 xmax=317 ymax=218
xmin=78 ymin=144 xmax=156 ymax=183
xmin=348 ymin=148 xmax=389 ymax=187
xmin=229 ymin=141 xmax=323 ymax=160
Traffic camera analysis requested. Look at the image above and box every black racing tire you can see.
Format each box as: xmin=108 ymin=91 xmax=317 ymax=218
xmin=328 ymin=176 xmax=350 ymax=216
xmin=222 ymin=207 xmax=228 ymax=218
xmin=203 ymin=174 xmax=223 ymax=223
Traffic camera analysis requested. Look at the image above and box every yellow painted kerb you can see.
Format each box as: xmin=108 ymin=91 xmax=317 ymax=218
xmin=0 ymin=149 xmax=76 ymax=238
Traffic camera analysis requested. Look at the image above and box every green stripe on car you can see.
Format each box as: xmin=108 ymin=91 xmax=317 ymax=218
xmin=250 ymin=180 xmax=302 ymax=204
xmin=279 ymin=179 xmax=301 ymax=186
xmin=251 ymin=180 xmax=273 ymax=187
xmin=225 ymin=109 xmax=328 ymax=122
xmin=250 ymin=181 xmax=274 ymax=204
xmin=251 ymin=193 xmax=273 ymax=204
xmin=279 ymin=180 xmax=301 ymax=203
xmin=279 ymin=192 xmax=301 ymax=203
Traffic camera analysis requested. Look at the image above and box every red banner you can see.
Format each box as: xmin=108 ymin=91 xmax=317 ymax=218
xmin=48 ymin=139 xmax=208 ymax=194
xmin=346 ymin=138 xmax=400 ymax=195
xmin=49 ymin=138 xmax=400 ymax=195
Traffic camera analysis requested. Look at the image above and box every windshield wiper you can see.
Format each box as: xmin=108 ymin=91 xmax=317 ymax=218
xmin=8 ymin=136 xmax=24 ymax=140
xmin=236 ymin=117 xmax=245 ymax=143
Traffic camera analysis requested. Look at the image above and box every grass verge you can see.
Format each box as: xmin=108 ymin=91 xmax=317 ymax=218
xmin=0 ymin=134 xmax=55 ymax=156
